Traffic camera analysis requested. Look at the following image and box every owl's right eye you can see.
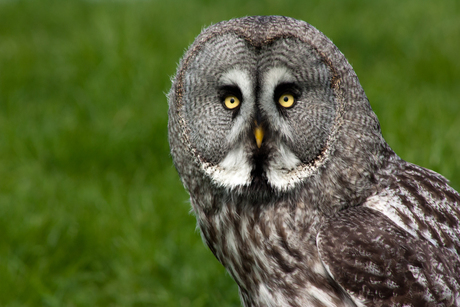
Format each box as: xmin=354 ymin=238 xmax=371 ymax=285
xmin=219 ymin=85 xmax=243 ymax=111
xmin=224 ymin=96 xmax=240 ymax=109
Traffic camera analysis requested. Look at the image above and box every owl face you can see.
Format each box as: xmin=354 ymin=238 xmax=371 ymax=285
xmin=180 ymin=33 xmax=338 ymax=192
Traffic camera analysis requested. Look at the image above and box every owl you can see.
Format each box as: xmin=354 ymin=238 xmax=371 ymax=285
xmin=168 ymin=16 xmax=460 ymax=306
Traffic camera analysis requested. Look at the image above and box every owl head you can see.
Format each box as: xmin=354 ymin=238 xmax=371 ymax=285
xmin=168 ymin=16 xmax=386 ymax=200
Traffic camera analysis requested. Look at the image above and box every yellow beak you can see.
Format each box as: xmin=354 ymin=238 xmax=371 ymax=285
xmin=254 ymin=121 xmax=264 ymax=148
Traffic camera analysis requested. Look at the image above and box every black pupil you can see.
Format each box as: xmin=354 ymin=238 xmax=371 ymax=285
xmin=283 ymin=96 xmax=289 ymax=102
xmin=230 ymin=98 xmax=235 ymax=104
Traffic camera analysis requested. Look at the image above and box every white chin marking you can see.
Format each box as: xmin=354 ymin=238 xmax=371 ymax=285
xmin=266 ymin=142 xmax=301 ymax=191
xmin=207 ymin=143 xmax=252 ymax=188
xmin=206 ymin=141 xmax=303 ymax=192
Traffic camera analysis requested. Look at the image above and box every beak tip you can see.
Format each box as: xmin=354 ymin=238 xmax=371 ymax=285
xmin=254 ymin=124 xmax=264 ymax=149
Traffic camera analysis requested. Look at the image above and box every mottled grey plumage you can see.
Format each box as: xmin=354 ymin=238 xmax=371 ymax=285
xmin=168 ymin=16 xmax=460 ymax=306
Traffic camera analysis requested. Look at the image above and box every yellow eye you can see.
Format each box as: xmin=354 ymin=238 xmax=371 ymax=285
xmin=224 ymin=95 xmax=240 ymax=109
xmin=278 ymin=93 xmax=295 ymax=108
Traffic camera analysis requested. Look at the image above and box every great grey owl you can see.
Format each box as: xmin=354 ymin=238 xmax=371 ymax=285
xmin=167 ymin=16 xmax=460 ymax=306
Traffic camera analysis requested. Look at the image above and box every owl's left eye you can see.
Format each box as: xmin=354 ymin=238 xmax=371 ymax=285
xmin=274 ymin=83 xmax=299 ymax=110
xmin=278 ymin=93 xmax=295 ymax=108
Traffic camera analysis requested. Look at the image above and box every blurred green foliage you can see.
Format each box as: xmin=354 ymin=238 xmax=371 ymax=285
xmin=0 ymin=0 xmax=459 ymax=306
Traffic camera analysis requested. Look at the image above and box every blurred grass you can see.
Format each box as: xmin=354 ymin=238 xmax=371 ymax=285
xmin=0 ymin=0 xmax=458 ymax=306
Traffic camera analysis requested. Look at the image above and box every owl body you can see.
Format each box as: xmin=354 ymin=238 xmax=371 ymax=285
xmin=168 ymin=16 xmax=460 ymax=306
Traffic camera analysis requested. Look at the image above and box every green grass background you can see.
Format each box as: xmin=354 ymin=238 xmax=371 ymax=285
xmin=0 ymin=0 xmax=459 ymax=306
